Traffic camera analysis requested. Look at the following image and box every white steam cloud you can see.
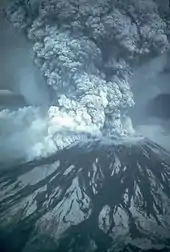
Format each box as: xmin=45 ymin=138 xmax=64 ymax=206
xmin=0 ymin=105 xmax=102 ymax=164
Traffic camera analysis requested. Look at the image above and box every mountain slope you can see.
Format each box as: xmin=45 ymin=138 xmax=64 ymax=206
xmin=0 ymin=137 xmax=170 ymax=252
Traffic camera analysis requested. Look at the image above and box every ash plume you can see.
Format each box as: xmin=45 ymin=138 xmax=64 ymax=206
xmin=0 ymin=0 xmax=170 ymax=161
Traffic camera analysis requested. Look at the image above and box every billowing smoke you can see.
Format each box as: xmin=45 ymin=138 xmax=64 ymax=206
xmin=0 ymin=0 xmax=170 ymax=163
xmin=0 ymin=105 xmax=102 ymax=165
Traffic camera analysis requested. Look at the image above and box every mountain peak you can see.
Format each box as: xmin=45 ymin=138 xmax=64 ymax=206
xmin=0 ymin=137 xmax=170 ymax=252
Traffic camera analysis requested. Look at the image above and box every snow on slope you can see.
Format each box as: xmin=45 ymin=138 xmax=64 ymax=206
xmin=0 ymin=138 xmax=170 ymax=251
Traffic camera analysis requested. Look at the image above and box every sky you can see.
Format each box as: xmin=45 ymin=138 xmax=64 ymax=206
xmin=0 ymin=8 xmax=50 ymax=108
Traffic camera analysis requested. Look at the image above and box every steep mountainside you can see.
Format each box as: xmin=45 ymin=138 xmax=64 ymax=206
xmin=0 ymin=137 xmax=170 ymax=252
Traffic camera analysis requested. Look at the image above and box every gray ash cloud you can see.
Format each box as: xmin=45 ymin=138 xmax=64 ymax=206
xmin=5 ymin=0 xmax=170 ymax=137
xmin=0 ymin=0 xmax=170 ymax=161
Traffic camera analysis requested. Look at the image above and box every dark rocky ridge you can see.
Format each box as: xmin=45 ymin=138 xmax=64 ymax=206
xmin=0 ymin=137 xmax=170 ymax=252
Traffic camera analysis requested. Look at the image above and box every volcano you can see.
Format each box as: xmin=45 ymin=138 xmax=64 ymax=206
xmin=0 ymin=137 xmax=170 ymax=252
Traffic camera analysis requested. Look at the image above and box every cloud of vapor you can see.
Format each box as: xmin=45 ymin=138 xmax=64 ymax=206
xmin=0 ymin=107 xmax=48 ymax=164
xmin=0 ymin=0 xmax=170 ymax=165
xmin=7 ymin=0 xmax=169 ymax=138
xmin=0 ymin=105 xmax=103 ymax=166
